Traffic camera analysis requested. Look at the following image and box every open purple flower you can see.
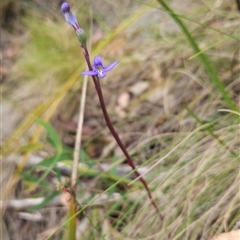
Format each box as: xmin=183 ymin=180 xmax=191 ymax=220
xmin=81 ymin=56 xmax=119 ymax=78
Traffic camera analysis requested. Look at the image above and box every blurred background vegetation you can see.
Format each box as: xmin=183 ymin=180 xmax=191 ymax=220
xmin=1 ymin=0 xmax=239 ymax=239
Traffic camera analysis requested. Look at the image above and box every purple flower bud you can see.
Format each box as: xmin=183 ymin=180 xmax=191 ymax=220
xmin=61 ymin=2 xmax=87 ymax=46
xmin=81 ymin=56 xmax=119 ymax=78
xmin=61 ymin=2 xmax=81 ymax=31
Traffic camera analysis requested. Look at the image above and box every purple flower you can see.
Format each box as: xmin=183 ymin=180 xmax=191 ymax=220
xmin=61 ymin=2 xmax=81 ymax=33
xmin=61 ymin=2 xmax=87 ymax=46
xmin=81 ymin=56 xmax=119 ymax=78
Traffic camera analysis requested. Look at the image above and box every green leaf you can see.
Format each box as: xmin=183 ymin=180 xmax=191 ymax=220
xmin=20 ymin=172 xmax=49 ymax=188
xmin=18 ymin=143 xmax=43 ymax=153
xmin=29 ymin=191 xmax=59 ymax=211
xmin=32 ymin=119 xmax=63 ymax=186
xmin=36 ymin=118 xmax=62 ymax=152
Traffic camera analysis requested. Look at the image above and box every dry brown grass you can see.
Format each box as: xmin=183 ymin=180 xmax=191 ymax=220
xmin=1 ymin=0 xmax=239 ymax=239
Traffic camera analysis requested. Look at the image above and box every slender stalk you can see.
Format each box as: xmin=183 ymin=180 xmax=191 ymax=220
xmin=71 ymin=76 xmax=88 ymax=191
xmin=82 ymin=46 xmax=163 ymax=220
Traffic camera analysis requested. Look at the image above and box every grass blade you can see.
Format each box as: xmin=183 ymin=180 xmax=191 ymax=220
xmin=156 ymin=0 xmax=237 ymax=110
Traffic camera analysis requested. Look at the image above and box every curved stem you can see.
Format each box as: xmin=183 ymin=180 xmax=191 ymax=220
xmin=82 ymin=46 xmax=163 ymax=220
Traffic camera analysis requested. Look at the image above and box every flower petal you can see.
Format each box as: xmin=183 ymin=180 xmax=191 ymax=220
xmin=81 ymin=70 xmax=97 ymax=76
xmin=98 ymin=72 xmax=106 ymax=78
xmin=61 ymin=2 xmax=70 ymax=14
xmin=61 ymin=3 xmax=80 ymax=30
xmin=103 ymin=61 xmax=119 ymax=72
xmin=94 ymin=56 xmax=103 ymax=67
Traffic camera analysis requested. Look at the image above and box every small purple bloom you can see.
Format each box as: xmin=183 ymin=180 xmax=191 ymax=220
xmin=81 ymin=56 xmax=119 ymax=78
xmin=61 ymin=2 xmax=81 ymax=32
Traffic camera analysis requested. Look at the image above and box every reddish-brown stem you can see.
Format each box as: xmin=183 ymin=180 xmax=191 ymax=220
xmin=82 ymin=46 xmax=163 ymax=220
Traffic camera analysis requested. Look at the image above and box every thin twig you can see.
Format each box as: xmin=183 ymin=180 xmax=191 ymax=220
xmin=71 ymin=75 xmax=88 ymax=191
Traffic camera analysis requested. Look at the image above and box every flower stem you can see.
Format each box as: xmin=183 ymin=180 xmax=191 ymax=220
xmin=82 ymin=46 xmax=163 ymax=220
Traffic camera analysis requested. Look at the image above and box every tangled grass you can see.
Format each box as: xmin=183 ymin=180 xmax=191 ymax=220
xmin=1 ymin=0 xmax=239 ymax=239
